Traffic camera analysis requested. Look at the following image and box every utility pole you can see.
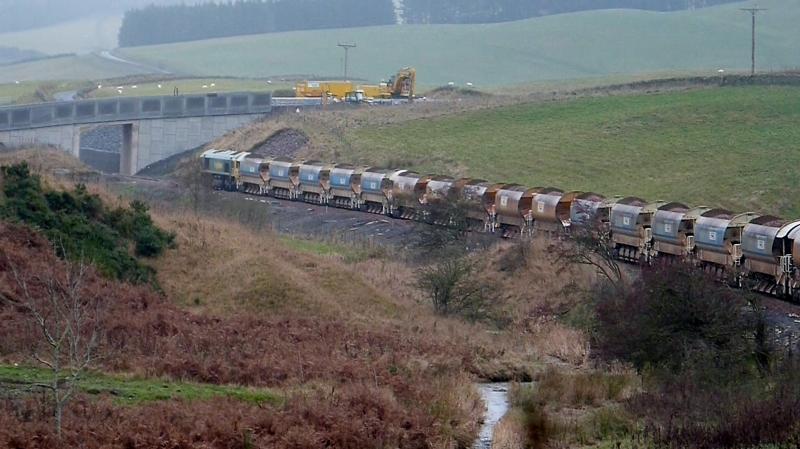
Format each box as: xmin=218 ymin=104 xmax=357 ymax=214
xmin=337 ymin=42 xmax=357 ymax=81
xmin=740 ymin=7 xmax=766 ymax=76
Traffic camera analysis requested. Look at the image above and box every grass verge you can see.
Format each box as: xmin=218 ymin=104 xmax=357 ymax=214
xmin=0 ymin=365 xmax=282 ymax=406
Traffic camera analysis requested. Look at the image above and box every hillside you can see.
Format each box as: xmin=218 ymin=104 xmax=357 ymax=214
xmin=0 ymin=15 xmax=121 ymax=55
xmin=0 ymin=148 xmax=591 ymax=447
xmin=346 ymin=85 xmax=800 ymax=217
xmin=117 ymin=0 xmax=799 ymax=87
xmin=208 ymin=82 xmax=800 ymax=218
xmin=0 ymin=54 xmax=148 ymax=84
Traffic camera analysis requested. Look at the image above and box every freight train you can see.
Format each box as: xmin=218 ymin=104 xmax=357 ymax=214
xmin=202 ymin=149 xmax=800 ymax=300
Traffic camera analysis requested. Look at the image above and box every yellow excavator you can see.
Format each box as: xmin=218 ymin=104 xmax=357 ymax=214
xmin=295 ymin=67 xmax=416 ymax=102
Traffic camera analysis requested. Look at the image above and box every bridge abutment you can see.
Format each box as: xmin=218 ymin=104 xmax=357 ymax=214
xmin=0 ymin=92 xmax=272 ymax=175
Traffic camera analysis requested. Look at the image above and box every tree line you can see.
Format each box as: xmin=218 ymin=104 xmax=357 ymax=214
xmin=401 ymin=0 xmax=739 ymax=24
xmin=118 ymin=0 xmax=397 ymax=47
xmin=118 ymin=0 xmax=741 ymax=47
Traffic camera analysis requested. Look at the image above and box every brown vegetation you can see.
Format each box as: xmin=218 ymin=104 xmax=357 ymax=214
xmin=0 ymin=149 xmax=617 ymax=448
xmin=0 ymin=217 xmax=487 ymax=447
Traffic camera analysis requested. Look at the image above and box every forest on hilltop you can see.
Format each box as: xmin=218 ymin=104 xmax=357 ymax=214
xmin=118 ymin=0 xmax=743 ymax=47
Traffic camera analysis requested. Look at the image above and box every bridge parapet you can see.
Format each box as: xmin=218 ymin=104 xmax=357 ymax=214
xmin=0 ymin=92 xmax=272 ymax=132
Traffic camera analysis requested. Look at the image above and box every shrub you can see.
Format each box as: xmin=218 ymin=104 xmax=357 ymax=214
xmin=595 ymin=263 xmax=754 ymax=375
xmin=0 ymin=162 xmax=174 ymax=283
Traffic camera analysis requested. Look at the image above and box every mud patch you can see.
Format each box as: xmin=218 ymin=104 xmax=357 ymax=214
xmin=250 ymin=128 xmax=309 ymax=158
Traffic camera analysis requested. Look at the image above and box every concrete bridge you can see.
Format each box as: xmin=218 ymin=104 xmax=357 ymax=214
xmin=0 ymin=93 xmax=274 ymax=175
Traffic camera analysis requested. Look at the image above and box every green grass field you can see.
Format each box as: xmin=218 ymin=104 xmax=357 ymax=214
xmin=0 ymin=80 xmax=92 ymax=105
xmin=0 ymin=54 xmax=148 ymax=85
xmin=0 ymin=365 xmax=280 ymax=406
xmin=343 ymin=85 xmax=800 ymax=217
xmin=0 ymin=15 xmax=121 ymax=55
xmin=117 ymin=0 xmax=800 ymax=87
xmin=86 ymin=78 xmax=293 ymax=98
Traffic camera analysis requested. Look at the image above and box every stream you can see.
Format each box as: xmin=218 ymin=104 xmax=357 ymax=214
xmin=473 ymin=383 xmax=511 ymax=449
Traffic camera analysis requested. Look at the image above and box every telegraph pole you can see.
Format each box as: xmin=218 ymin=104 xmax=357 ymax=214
xmin=740 ymin=7 xmax=766 ymax=76
xmin=337 ymin=42 xmax=357 ymax=80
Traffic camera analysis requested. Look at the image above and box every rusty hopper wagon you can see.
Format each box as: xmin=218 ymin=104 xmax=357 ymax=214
xmin=569 ymin=192 xmax=607 ymax=227
xmin=532 ymin=189 xmax=580 ymax=234
xmin=390 ymin=170 xmax=425 ymax=219
xmin=740 ymin=216 xmax=800 ymax=295
xmin=239 ymin=157 xmax=269 ymax=195
xmin=298 ymin=161 xmax=331 ymax=204
xmin=652 ymin=203 xmax=710 ymax=257
xmin=268 ymin=157 xmax=301 ymax=200
xmin=417 ymin=176 xmax=456 ymax=224
xmin=492 ymin=185 xmax=541 ymax=237
xmin=457 ymin=179 xmax=502 ymax=231
xmin=359 ymin=168 xmax=395 ymax=214
xmin=610 ymin=197 xmax=666 ymax=262
xmin=694 ymin=209 xmax=759 ymax=280
xmin=329 ymin=164 xmax=362 ymax=209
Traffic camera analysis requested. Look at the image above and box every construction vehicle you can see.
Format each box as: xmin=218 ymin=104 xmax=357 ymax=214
xmin=294 ymin=81 xmax=354 ymax=100
xmin=295 ymin=67 xmax=416 ymax=102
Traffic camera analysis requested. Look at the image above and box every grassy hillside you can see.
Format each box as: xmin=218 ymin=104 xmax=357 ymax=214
xmin=0 ymin=15 xmax=121 ymax=55
xmin=0 ymin=54 xmax=148 ymax=84
xmin=336 ymin=85 xmax=800 ymax=217
xmin=117 ymin=0 xmax=799 ymax=87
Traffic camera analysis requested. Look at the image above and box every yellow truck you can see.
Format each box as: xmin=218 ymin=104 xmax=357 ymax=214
xmin=295 ymin=67 xmax=416 ymax=102
xmin=294 ymin=81 xmax=355 ymax=100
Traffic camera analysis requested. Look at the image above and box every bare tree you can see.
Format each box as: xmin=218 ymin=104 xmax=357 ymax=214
xmin=4 ymin=254 xmax=104 ymax=439
xmin=554 ymin=212 xmax=623 ymax=289
xmin=418 ymin=257 xmax=488 ymax=319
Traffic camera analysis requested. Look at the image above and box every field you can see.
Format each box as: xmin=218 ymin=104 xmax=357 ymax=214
xmin=340 ymin=85 xmax=800 ymax=216
xmin=116 ymin=0 xmax=800 ymax=87
xmin=86 ymin=78 xmax=292 ymax=98
xmin=0 ymin=54 xmax=147 ymax=84
xmin=0 ymin=15 xmax=121 ymax=55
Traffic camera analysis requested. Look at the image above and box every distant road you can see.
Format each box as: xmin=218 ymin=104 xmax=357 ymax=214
xmin=96 ymin=50 xmax=171 ymax=75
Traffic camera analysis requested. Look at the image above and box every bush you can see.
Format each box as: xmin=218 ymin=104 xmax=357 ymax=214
xmin=0 ymin=162 xmax=174 ymax=283
xmin=417 ymin=257 xmax=492 ymax=320
xmin=595 ymin=263 xmax=754 ymax=375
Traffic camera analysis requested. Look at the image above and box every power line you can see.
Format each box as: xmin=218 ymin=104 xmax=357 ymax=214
xmin=740 ymin=7 xmax=766 ymax=76
xmin=337 ymin=42 xmax=357 ymax=81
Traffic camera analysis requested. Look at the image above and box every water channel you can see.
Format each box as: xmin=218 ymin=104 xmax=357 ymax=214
xmin=473 ymin=383 xmax=511 ymax=449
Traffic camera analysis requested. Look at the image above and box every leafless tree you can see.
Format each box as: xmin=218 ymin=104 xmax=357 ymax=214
xmin=418 ymin=257 xmax=488 ymax=319
xmin=4 ymin=254 xmax=104 ymax=439
xmin=554 ymin=210 xmax=623 ymax=289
